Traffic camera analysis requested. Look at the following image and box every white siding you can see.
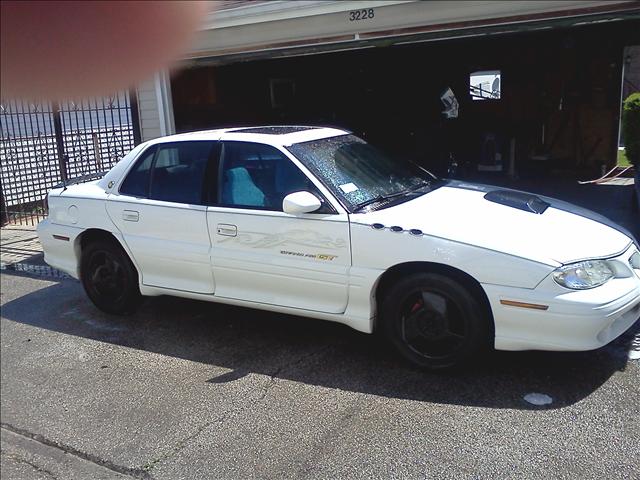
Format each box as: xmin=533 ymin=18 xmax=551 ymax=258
xmin=192 ymin=0 xmax=636 ymax=59
xmin=135 ymin=78 xmax=163 ymax=142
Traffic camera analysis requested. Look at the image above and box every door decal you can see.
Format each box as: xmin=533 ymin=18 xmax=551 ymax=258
xmin=217 ymin=229 xmax=346 ymax=250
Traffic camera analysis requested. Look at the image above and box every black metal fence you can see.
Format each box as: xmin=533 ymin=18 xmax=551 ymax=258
xmin=0 ymin=92 xmax=140 ymax=226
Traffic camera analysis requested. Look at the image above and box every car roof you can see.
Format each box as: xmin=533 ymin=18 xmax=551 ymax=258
xmin=145 ymin=126 xmax=350 ymax=148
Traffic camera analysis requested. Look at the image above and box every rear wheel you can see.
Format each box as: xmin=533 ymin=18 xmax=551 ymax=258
xmin=81 ymin=239 xmax=141 ymax=315
xmin=381 ymin=272 xmax=491 ymax=369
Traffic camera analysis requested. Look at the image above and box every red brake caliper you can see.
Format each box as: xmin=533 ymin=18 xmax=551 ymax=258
xmin=410 ymin=300 xmax=423 ymax=314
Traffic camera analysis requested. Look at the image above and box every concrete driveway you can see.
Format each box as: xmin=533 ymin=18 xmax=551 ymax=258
xmin=1 ymin=270 xmax=639 ymax=480
xmin=1 ymin=176 xmax=639 ymax=479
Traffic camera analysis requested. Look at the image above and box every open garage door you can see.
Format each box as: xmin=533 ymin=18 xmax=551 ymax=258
xmin=170 ymin=2 xmax=639 ymax=180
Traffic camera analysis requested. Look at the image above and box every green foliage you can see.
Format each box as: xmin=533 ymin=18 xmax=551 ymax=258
xmin=617 ymin=149 xmax=630 ymax=167
xmin=622 ymin=92 xmax=640 ymax=167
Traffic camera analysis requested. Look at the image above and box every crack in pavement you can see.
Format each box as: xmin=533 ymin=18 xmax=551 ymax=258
xmin=141 ymin=344 xmax=333 ymax=473
xmin=0 ymin=423 xmax=152 ymax=479
xmin=256 ymin=344 xmax=333 ymax=403
xmin=1 ymin=450 xmax=59 ymax=480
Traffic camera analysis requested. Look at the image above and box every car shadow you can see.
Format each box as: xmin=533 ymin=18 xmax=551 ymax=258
xmin=2 ymin=271 xmax=637 ymax=411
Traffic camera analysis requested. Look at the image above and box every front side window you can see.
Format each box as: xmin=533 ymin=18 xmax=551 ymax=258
xmin=219 ymin=141 xmax=319 ymax=211
xmin=288 ymin=135 xmax=441 ymax=212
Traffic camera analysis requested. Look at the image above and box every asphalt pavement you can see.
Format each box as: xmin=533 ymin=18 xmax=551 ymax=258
xmin=1 ymin=269 xmax=639 ymax=480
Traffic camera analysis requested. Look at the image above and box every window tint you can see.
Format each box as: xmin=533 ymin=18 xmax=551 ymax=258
xmin=220 ymin=141 xmax=317 ymax=211
xmin=119 ymin=147 xmax=155 ymax=197
xmin=155 ymin=147 xmax=180 ymax=168
xmin=149 ymin=142 xmax=217 ymax=204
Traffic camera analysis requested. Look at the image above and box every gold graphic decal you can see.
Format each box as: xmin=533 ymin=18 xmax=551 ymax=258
xmin=280 ymin=250 xmax=337 ymax=261
xmin=315 ymin=254 xmax=337 ymax=261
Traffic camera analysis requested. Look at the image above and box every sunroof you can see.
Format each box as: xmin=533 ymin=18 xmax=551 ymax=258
xmin=232 ymin=126 xmax=317 ymax=135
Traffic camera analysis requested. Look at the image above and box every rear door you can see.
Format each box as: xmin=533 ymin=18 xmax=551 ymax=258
xmin=205 ymin=141 xmax=351 ymax=314
xmin=106 ymin=141 xmax=219 ymax=293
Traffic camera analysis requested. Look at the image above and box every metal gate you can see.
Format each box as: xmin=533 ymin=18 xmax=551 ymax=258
xmin=0 ymin=92 xmax=140 ymax=226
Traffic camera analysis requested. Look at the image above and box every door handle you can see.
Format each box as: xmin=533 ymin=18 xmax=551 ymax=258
xmin=122 ymin=210 xmax=139 ymax=222
xmin=217 ymin=223 xmax=237 ymax=237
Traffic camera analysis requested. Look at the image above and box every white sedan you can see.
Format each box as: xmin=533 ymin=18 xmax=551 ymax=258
xmin=37 ymin=126 xmax=640 ymax=368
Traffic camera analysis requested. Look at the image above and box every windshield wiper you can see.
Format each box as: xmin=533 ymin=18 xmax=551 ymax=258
xmin=353 ymin=195 xmax=394 ymax=212
xmin=403 ymin=179 xmax=433 ymax=194
xmin=353 ymin=180 xmax=432 ymax=212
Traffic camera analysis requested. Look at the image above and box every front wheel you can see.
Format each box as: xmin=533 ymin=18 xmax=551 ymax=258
xmin=81 ymin=239 xmax=141 ymax=315
xmin=381 ymin=272 xmax=492 ymax=369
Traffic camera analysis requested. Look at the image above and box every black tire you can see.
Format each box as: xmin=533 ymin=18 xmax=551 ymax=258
xmin=380 ymin=272 xmax=491 ymax=369
xmin=80 ymin=239 xmax=141 ymax=315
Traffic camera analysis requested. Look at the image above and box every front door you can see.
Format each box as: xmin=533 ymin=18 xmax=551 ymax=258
xmin=206 ymin=141 xmax=350 ymax=313
xmin=107 ymin=141 xmax=218 ymax=294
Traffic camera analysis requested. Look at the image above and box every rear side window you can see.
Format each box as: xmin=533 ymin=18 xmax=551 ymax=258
xmin=149 ymin=142 xmax=217 ymax=204
xmin=119 ymin=147 xmax=155 ymax=197
xmin=120 ymin=141 xmax=218 ymax=204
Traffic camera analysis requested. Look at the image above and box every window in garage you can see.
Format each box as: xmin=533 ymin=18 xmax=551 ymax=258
xmin=470 ymin=70 xmax=501 ymax=101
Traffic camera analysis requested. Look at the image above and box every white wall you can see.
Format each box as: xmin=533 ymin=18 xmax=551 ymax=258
xmin=135 ymin=72 xmax=175 ymax=142
xmin=135 ymin=77 xmax=163 ymax=142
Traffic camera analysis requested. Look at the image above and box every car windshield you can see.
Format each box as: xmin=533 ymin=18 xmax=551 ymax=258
xmin=287 ymin=134 xmax=441 ymax=211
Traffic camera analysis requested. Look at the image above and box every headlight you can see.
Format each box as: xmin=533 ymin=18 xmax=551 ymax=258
xmin=553 ymin=260 xmax=614 ymax=290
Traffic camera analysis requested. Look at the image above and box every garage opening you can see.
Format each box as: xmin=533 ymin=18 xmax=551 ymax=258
xmin=170 ymin=21 xmax=637 ymax=183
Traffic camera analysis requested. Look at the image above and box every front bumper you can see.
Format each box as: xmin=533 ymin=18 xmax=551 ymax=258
xmin=487 ymin=246 xmax=640 ymax=351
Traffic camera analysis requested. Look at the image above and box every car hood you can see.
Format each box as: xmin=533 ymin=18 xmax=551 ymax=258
xmin=353 ymin=181 xmax=634 ymax=266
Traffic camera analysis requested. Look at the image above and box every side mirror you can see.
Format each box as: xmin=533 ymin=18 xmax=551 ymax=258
xmin=282 ymin=191 xmax=322 ymax=214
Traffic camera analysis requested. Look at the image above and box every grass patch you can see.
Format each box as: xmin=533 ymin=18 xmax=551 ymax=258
xmin=617 ymin=149 xmax=631 ymax=167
